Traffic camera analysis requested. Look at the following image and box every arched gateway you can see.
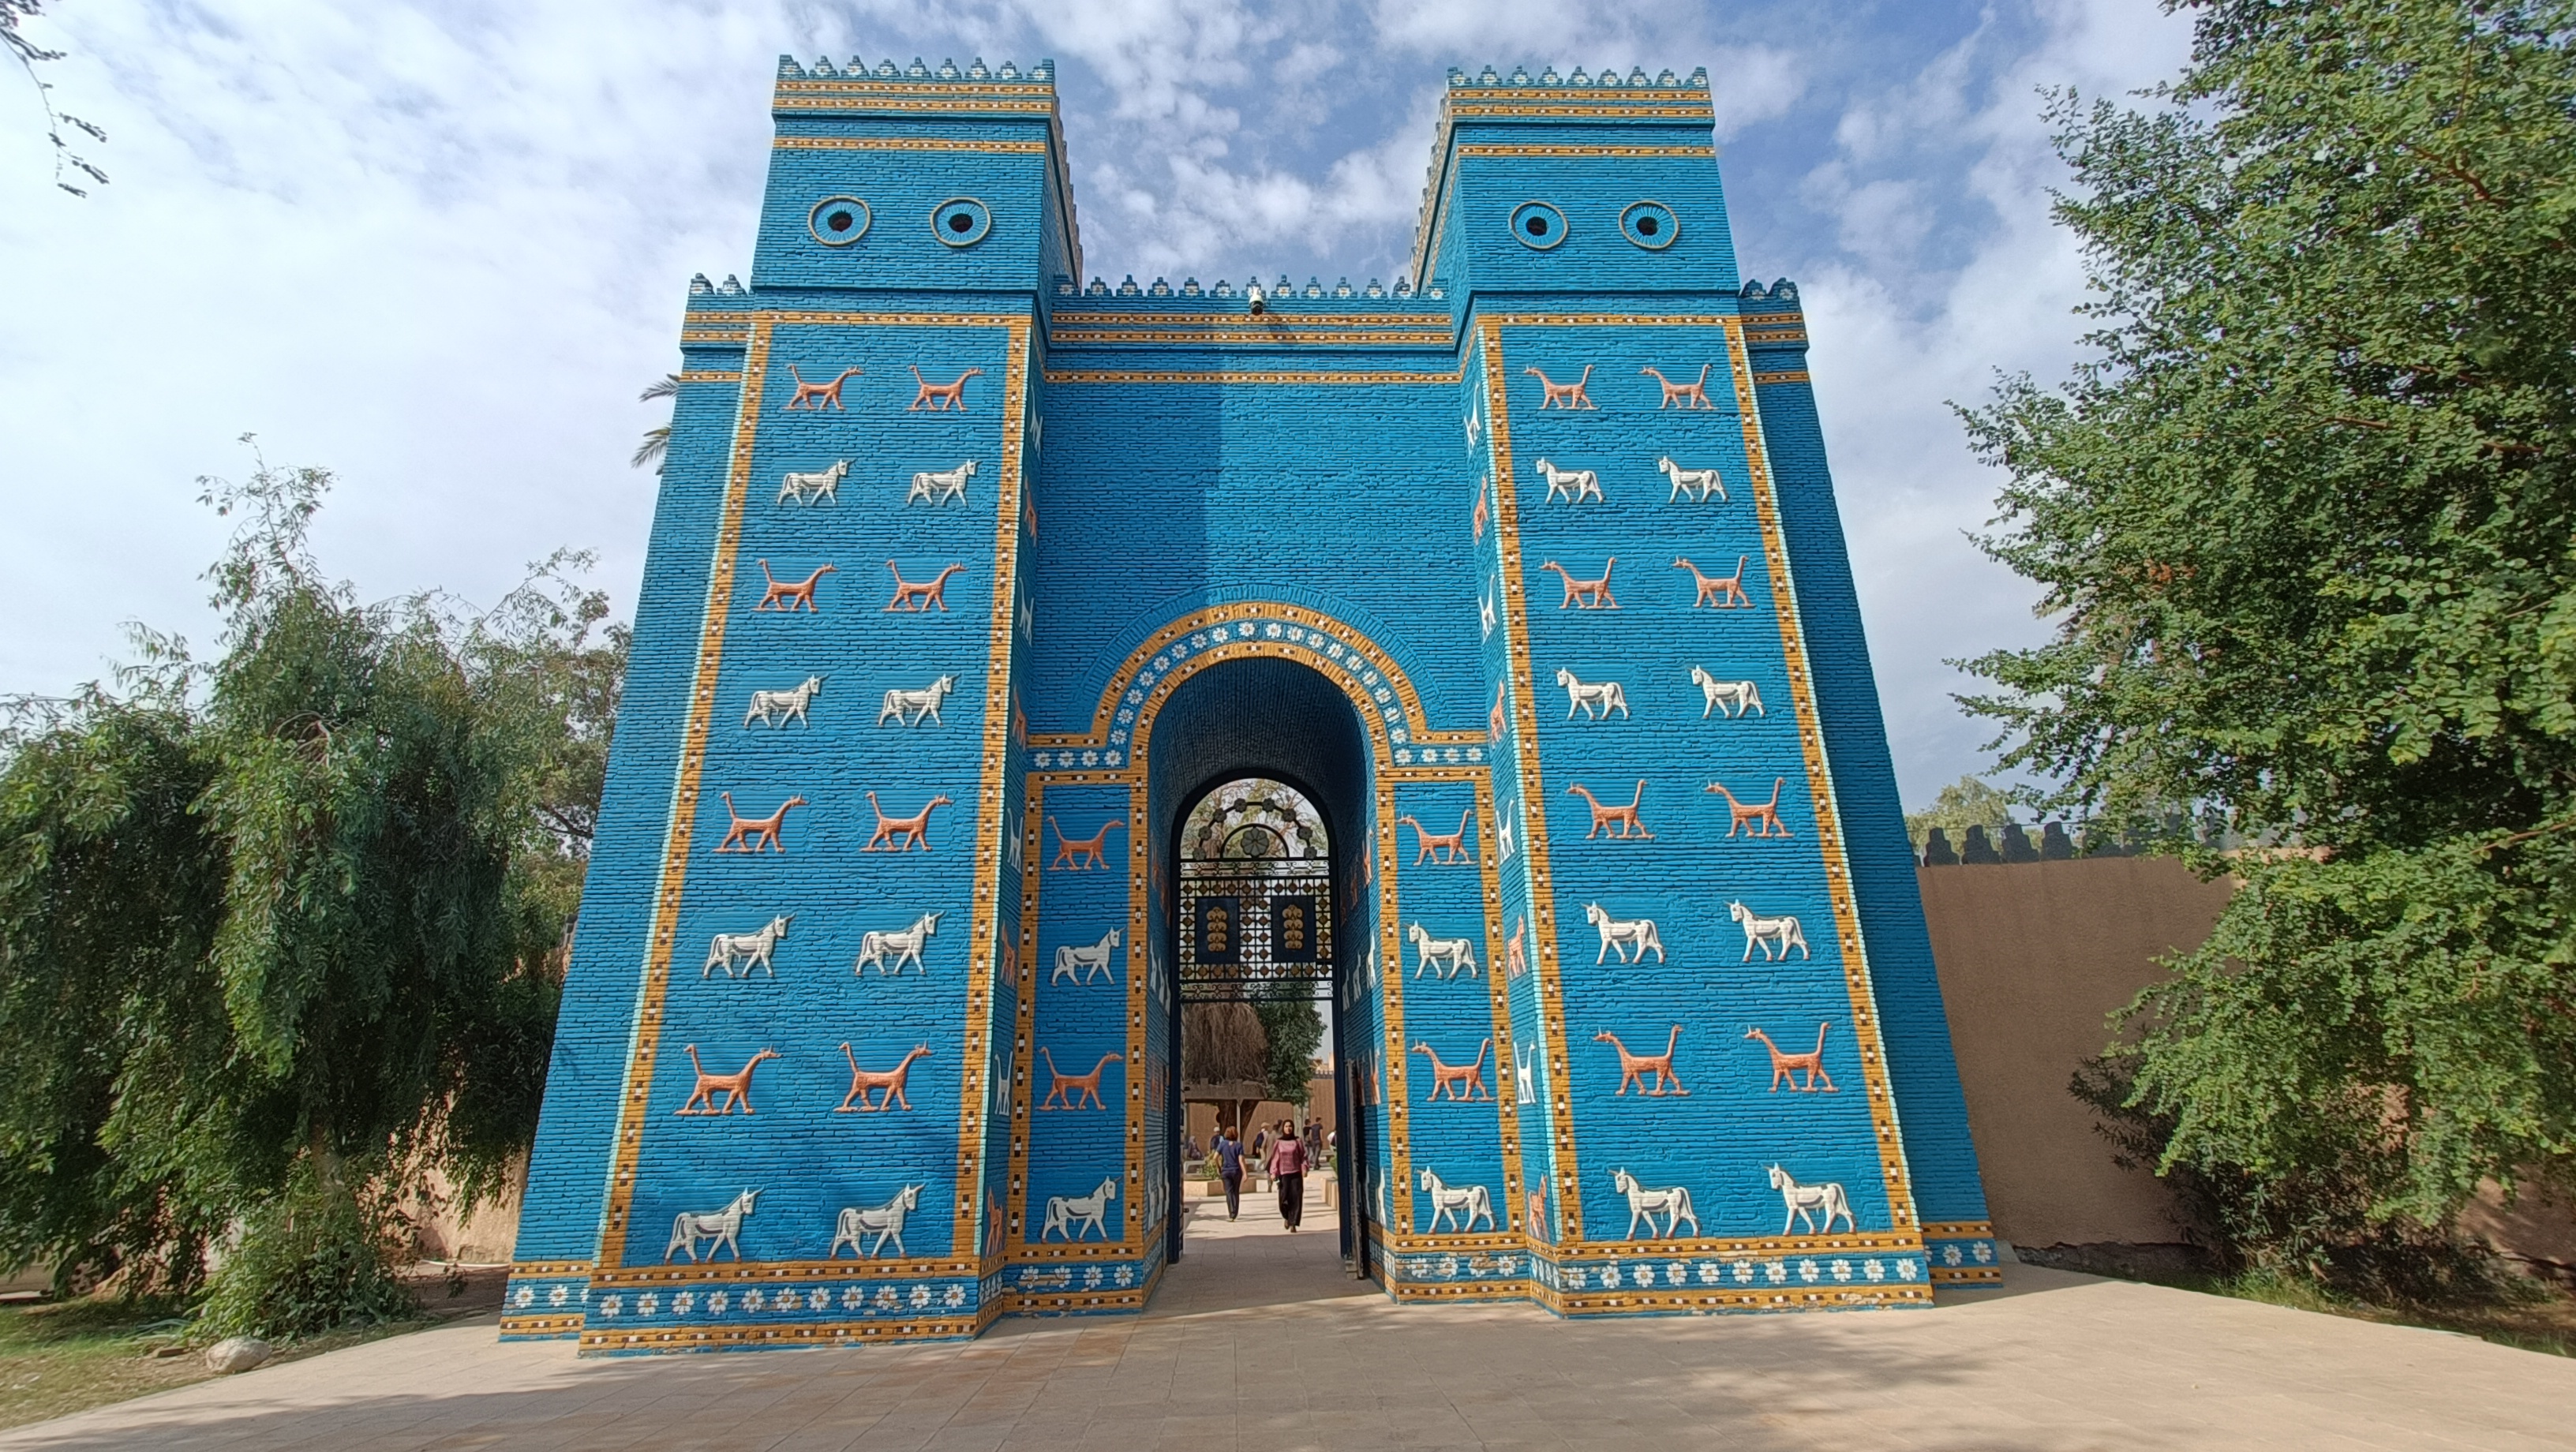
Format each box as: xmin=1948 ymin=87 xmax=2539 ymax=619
xmin=504 ymin=55 xmax=1999 ymax=1353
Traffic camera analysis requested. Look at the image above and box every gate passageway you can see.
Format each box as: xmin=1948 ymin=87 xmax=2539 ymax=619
xmin=1147 ymin=1196 xmax=1372 ymax=1319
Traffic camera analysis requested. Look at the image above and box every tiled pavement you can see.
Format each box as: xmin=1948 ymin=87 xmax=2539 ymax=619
xmin=6 ymin=1197 xmax=2572 ymax=1450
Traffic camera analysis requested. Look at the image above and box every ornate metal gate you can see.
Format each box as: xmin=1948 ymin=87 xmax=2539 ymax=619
xmin=1176 ymin=780 xmax=1334 ymax=1003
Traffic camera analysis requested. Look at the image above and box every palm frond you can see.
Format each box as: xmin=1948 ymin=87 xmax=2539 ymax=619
xmin=630 ymin=426 xmax=669 ymax=471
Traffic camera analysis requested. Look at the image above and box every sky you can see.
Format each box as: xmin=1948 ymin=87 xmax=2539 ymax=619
xmin=0 ymin=0 xmax=2196 ymax=808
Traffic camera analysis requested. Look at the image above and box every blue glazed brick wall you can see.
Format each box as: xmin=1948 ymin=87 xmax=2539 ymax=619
xmin=1746 ymin=288 xmax=1994 ymax=1277
xmin=510 ymin=57 xmax=1988 ymax=1350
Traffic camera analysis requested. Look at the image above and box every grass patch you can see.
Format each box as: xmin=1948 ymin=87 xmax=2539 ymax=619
xmin=2211 ymin=1267 xmax=2576 ymax=1358
xmin=0 ymin=1297 xmax=434 ymax=1432
xmin=2021 ymin=1244 xmax=2576 ymax=1357
xmin=0 ymin=1297 xmax=207 ymax=1431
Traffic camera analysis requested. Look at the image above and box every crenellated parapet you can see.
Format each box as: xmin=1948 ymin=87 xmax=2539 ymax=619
xmin=1738 ymin=279 xmax=1810 ymax=386
xmin=1441 ymin=62 xmax=1713 ymax=117
xmin=769 ymin=55 xmax=1058 ymax=132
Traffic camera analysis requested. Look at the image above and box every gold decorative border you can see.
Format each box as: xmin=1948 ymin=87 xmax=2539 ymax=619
xmin=1752 ymin=371 xmax=1810 ymax=385
xmin=949 ymin=320 xmax=1033 ymax=1255
xmin=591 ymin=310 xmax=1034 ymax=1284
xmin=588 ymin=1258 xmax=983 ymax=1290
xmin=1473 ymin=775 xmax=1527 ymax=1232
xmin=1476 ymin=323 xmax=1585 ymax=1242
xmin=1378 ymin=775 xmax=1414 ymax=1232
xmin=1454 ymin=143 xmax=1713 ymax=158
xmin=773 ymin=136 xmax=1046 ymax=153
xmin=1547 ymin=1284 xmax=1928 ymax=1314
xmin=774 ymin=93 xmax=1055 ymax=117
xmin=1446 ymin=101 xmax=1712 ymax=121
xmin=1048 ymin=327 xmax=1453 ymax=348
xmin=676 ymin=370 xmax=741 ymax=384
xmin=1719 ymin=313 xmax=1923 ymax=1236
xmin=583 ymin=1315 xmax=981 ymax=1353
xmin=1054 ymin=311 xmax=1438 ymax=328
xmin=1003 ymin=795 xmax=1040 ymax=1274
xmin=1035 ymin=601 xmax=1470 ymax=750
xmin=1446 ymin=84 xmax=1711 ymax=104
xmin=507 ymin=1259 xmax=595 ymax=1278
xmin=1477 ymin=312 xmax=1926 ymax=1262
xmin=1039 ymin=368 xmax=1465 ymax=387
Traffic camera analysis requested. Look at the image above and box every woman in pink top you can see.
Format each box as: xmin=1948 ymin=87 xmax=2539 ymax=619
xmin=1267 ymin=1120 xmax=1307 ymax=1230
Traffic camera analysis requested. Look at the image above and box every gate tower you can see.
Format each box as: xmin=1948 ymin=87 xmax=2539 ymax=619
xmin=504 ymin=54 xmax=1999 ymax=1354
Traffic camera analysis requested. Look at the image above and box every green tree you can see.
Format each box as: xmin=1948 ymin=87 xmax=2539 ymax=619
xmin=0 ymin=447 xmax=616 ymax=1334
xmin=1960 ymin=0 xmax=2576 ymax=1277
xmin=1253 ymin=993 xmax=1325 ymax=1110
xmin=1904 ymin=774 xmax=2015 ymax=857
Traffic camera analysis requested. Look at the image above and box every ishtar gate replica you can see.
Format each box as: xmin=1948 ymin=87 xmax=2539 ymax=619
xmin=504 ymin=54 xmax=2000 ymax=1353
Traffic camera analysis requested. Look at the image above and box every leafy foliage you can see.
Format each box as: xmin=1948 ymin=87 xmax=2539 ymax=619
xmin=632 ymin=375 xmax=678 ymax=473
xmin=195 ymin=1159 xmax=415 ymax=1341
xmin=3 ymin=1 xmax=108 ymax=196
xmin=1254 ymin=992 xmax=1325 ymax=1108
xmin=0 ymin=445 xmax=618 ymax=1331
xmin=1960 ymin=0 xmax=2576 ymax=1271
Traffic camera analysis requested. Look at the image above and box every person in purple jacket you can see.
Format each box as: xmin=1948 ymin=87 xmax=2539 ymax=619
xmin=1267 ymin=1120 xmax=1308 ymax=1231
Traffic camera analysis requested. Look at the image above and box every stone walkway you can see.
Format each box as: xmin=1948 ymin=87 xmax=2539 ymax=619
xmin=6 ymin=1199 xmax=2573 ymax=1450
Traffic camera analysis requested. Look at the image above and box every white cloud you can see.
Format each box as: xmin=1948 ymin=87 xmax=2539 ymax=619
xmin=0 ymin=0 xmax=2196 ymax=812
xmin=1793 ymin=0 xmax=2194 ymax=803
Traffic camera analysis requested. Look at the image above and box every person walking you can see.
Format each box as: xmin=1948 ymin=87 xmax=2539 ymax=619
xmin=1213 ymin=1125 xmax=1245 ymax=1221
xmin=1269 ymin=1120 xmax=1308 ymax=1231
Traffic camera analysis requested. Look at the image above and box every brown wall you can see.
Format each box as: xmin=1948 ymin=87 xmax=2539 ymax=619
xmin=1923 ymin=857 xmax=2576 ymax=1269
xmin=406 ymin=1162 xmax=525 ymax=1264
xmin=1182 ymin=1072 xmax=1336 ymax=1161
xmin=1919 ymin=855 xmax=2233 ymax=1248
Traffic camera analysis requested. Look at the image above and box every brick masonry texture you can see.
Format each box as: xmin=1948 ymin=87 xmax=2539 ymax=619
xmin=503 ymin=54 xmax=2000 ymax=1353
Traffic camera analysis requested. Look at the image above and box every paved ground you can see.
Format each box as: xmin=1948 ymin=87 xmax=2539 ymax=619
xmin=6 ymin=1197 xmax=2574 ymax=1450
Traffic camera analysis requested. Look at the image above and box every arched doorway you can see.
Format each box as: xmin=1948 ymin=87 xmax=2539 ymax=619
xmin=1140 ymin=655 xmax=1376 ymax=1277
xmin=1174 ymin=779 xmax=1332 ymax=1225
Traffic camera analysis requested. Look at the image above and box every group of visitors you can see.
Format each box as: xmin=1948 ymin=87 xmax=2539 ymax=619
xmin=1205 ymin=1117 xmax=1327 ymax=1229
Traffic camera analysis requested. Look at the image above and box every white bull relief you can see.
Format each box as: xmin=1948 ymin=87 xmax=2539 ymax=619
xmin=855 ymin=911 xmax=942 ymax=976
xmin=1052 ymin=929 xmax=1120 ymax=986
xmin=703 ymin=915 xmax=792 ymax=979
xmin=665 ymin=1189 xmax=758 ymax=1263
xmin=1407 ymin=922 xmax=1478 ymax=979
xmin=907 ymin=459 xmax=977 ymax=506
xmin=829 ymin=1184 xmax=923 ymax=1258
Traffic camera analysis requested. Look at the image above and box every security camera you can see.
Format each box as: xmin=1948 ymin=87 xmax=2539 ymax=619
xmin=1247 ymin=284 xmax=1266 ymax=316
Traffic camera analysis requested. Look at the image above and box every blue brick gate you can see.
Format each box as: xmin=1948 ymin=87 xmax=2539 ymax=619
xmin=504 ymin=55 xmax=1999 ymax=1354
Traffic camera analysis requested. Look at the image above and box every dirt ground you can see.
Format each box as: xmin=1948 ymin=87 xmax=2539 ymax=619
xmin=0 ymin=1264 xmax=507 ymax=1432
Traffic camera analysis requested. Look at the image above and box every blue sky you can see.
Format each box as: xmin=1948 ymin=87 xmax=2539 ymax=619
xmin=0 ymin=0 xmax=2192 ymax=806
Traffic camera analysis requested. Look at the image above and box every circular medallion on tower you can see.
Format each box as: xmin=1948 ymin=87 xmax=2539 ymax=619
xmin=1619 ymin=200 xmax=1679 ymax=250
xmin=1508 ymin=200 xmax=1567 ymax=250
xmin=807 ymin=196 xmax=871 ymax=246
xmin=931 ymin=197 xmax=993 ymax=247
